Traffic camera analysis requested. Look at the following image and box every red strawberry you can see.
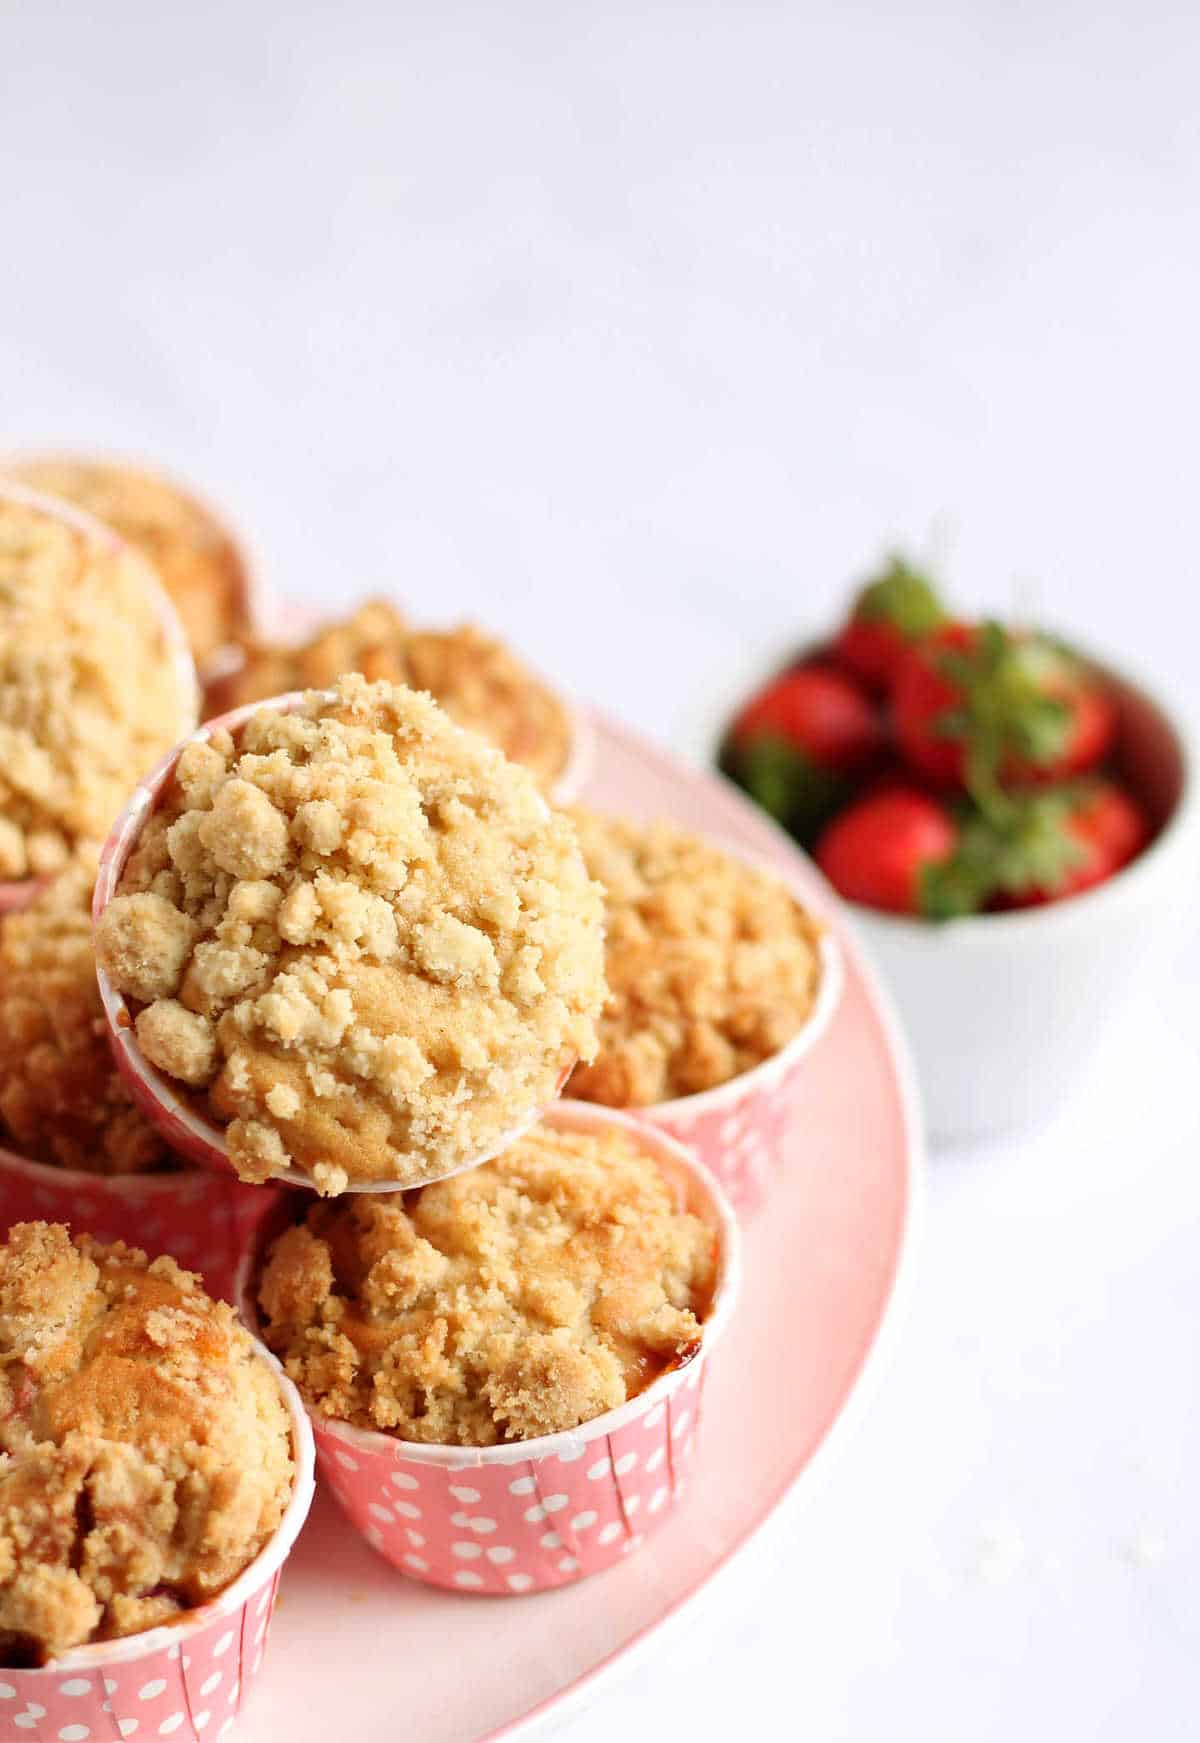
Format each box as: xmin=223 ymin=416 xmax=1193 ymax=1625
xmin=831 ymin=556 xmax=948 ymax=692
xmin=723 ymin=664 xmax=885 ymax=841
xmin=994 ymin=780 xmax=1149 ymax=907
xmin=814 ymin=787 xmax=961 ymax=916
xmin=892 ymin=621 xmax=1117 ymax=796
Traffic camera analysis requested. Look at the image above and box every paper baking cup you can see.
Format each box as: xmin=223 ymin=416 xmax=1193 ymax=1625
xmin=0 ymin=1143 xmax=285 ymax=1305
xmin=94 ymin=695 xmax=579 ymax=1196
xmin=0 ymin=1348 xmax=315 ymax=1743
xmin=0 ymin=481 xmax=200 ymax=917
xmin=628 ymin=929 xmax=843 ymax=1216
xmin=239 ymin=1100 xmax=740 ymax=1596
xmin=549 ymin=699 xmax=594 ymax=806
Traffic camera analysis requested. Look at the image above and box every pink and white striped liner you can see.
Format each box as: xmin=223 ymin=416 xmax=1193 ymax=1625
xmin=0 ymin=1349 xmax=315 ymax=1743
xmin=239 ymin=1101 xmax=740 ymax=1596
xmin=0 ymin=481 xmax=200 ymax=918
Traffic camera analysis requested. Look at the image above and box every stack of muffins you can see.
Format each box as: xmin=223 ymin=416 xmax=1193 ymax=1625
xmin=0 ymin=456 xmax=836 ymax=1732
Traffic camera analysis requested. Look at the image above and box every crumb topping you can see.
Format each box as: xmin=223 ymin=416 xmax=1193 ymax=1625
xmin=211 ymin=602 xmax=571 ymax=790
xmin=257 ymin=1121 xmax=716 ymax=1446
xmin=5 ymin=458 xmax=248 ymax=664
xmin=0 ymin=865 xmax=169 ymax=1175
xmin=0 ymin=1223 xmax=294 ymax=1662
xmin=95 ymin=676 xmax=606 ymax=1194
xmin=0 ymin=494 xmax=195 ymax=880
xmin=567 ymin=811 xmax=823 ymax=1106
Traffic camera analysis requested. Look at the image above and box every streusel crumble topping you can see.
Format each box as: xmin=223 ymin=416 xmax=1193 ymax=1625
xmin=257 ymin=1121 xmax=717 ymax=1446
xmin=211 ymin=602 xmax=571 ymax=790
xmin=0 ymin=1223 xmax=293 ymax=1662
xmin=96 ymin=676 xmax=605 ymax=1193
xmin=0 ymin=493 xmax=196 ymax=879
xmin=567 ymin=810 xmax=823 ymax=1106
xmin=0 ymin=865 xmax=169 ymax=1174
xmin=5 ymin=457 xmax=248 ymax=664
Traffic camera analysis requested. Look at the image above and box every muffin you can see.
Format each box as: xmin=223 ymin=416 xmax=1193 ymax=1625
xmin=95 ymin=675 xmax=606 ymax=1194
xmin=211 ymin=601 xmax=572 ymax=792
xmin=0 ymin=490 xmax=197 ymax=882
xmin=256 ymin=1117 xmax=718 ymax=1446
xmin=0 ymin=1221 xmax=294 ymax=1663
xmin=567 ymin=809 xmax=824 ymax=1106
xmin=4 ymin=457 xmax=249 ymax=665
xmin=0 ymin=864 xmax=169 ymax=1174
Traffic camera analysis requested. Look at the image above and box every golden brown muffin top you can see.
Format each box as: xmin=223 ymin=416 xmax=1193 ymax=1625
xmin=567 ymin=811 xmax=823 ymax=1107
xmin=211 ymin=602 xmax=571 ymax=791
xmin=257 ymin=1121 xmax=717 ymax=1446
xmin=5 ymin=457 xmax=248 ymax=665
xmin=0 ymin=865 xmax=169 ymax=1175
xmin=0 ymin=1223 xmax=294 ymax=1663
xmin=0 ymin=494 xmax=196 ymax=880
xmin=96 ymin=675 xmax=606 ymax=1194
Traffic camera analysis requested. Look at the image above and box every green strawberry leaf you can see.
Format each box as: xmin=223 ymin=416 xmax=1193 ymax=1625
xmin=857 ymin=555 xmax=947 ymax=638
xmin=919 ymin=788 xmax=1089 ymax=916
xmin=934 ymin=621 xmax=1073 ymax=813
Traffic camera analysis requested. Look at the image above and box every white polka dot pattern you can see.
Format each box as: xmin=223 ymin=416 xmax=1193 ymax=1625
xmin=0 ymin=1567 xmax=286 ymax=1741
xmin=643 ymin=1038 xmax=817 ymax=1214
xmin=311 ymin=1356 xmax=709 ymax=1595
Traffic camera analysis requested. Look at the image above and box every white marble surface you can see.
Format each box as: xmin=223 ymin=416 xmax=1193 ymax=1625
xmin=3 ymin=3 xmax=1199 ymax=1737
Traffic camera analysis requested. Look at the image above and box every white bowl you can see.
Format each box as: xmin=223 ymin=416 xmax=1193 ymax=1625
xmin=845 ymin=653 xmax=1198 ymax=1142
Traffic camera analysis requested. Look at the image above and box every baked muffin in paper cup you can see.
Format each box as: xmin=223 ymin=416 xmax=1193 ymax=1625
xmin=0 ymin=483 xmax=199 ymax=918
xmin=93 ymin=689 xmax=596 ymax=1197
xmin=566 ymin=807 xmax=844 ymax=1214
xmin=1 ymin=451 xmax=262 ymax=680
xmin=203 ymin=600 xmax=586 ymax=806
xmin=0 ymin=1145 xmax=283 ymax=1306
xmin=239 ymin=1100 xmax=740 ymax=1596
xmin=635 ymin=929 xmax=842 ymax=1214
xmin=0 ymin=1347 xmax=314 ymax=1743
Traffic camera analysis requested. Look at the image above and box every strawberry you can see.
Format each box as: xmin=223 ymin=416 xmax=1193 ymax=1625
xmin=722 ymin=664 xmax=885 ymax=841
xmin=814 ymin=787 xmax=962 ymax=916
xmin=892 ymin=621 xmax=1117 ymax=798
xmin=831 ymin=556 xmax=948 ymax=692
xmin=990 ymin=779 xmax=1149 ymax=907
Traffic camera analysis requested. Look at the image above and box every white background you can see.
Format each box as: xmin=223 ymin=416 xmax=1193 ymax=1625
xmin=3 ymin=3 xmax=1199 ymax=1737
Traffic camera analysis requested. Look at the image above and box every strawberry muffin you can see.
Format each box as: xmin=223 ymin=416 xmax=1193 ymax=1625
xmin=256 ymin=1117 xmax=718 ymax=1446
xmin=211 ymin=601 xmax=572 ymax=792
xmin=4 ymin=456 xmax=249 ymax=665
xmin=0 ymin=491 xmax=196 ymax=882
xmin=0 ymin=1221 xmax=294 ymax=1663
xmin=567 ymin=810 xmax=824 ymax=1107
xmin=95 ymin=675 xmax=606 ymax=1194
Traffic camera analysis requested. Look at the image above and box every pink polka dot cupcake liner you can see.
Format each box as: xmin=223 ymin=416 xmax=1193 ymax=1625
xmin=0 ymin=481 xmax=200 ymax=919
xmin=239 ymin=1101 xmax=740 ymax=1596
xmin=0 ymin=1144 xmax=285 ymax=1305
xmin=0 ymin=1349 xmax=315 ymax=1743
xmin=633 ymin=928 xmax=843 ymax=1216
xmin=93 ymin=695 xmax=580 ymax=1196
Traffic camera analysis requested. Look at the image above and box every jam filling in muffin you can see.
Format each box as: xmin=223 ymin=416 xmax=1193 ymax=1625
xmin=0 ymin=493 xmax=196 ymax=880
xmin=567 ymin=810 xmax=823 ymax=1107
xmin=4 ymin=457 xmax=248 ymax=665
xmin=210 ymin=601 xmax=572 ymax=792
xmin=257 ymin=1120 xmax=717 ymax=1446
xmin=0 ymin=1222 xmax=294 ymax=1663
xmin=96 ymin=675 xmax=606 ymax=1195
xmin=0 ymin=865 xmax=169 ymax=1175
